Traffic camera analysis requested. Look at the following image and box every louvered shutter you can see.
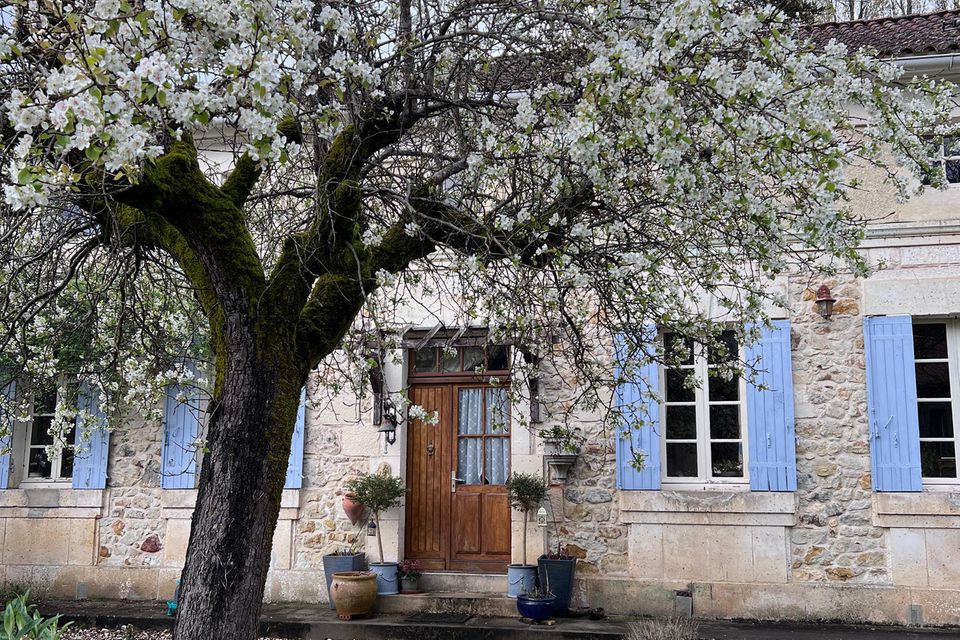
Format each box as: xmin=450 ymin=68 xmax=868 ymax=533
xmin=72 ymin=383 xmax=111 ymax=489
xmin=745 ymin=320 xmax=798 ymax=491
xmin=284 ymin=388 xmax=306 ymax=489
xmin=161 ymin=383 xmax=202 ymax=489
xmin=615 ymin=330 xmax=661 ymax=490
xmin=0 ymin=379 xmax=16 ymax=489
xmin=864 ymin=316 xmax=922 ymax=492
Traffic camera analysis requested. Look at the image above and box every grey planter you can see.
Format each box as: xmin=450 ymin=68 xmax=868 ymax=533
xmin=323 ymin=553 xmax=366 ymax=609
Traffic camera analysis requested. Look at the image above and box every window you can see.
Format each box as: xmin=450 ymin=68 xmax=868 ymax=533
xmin=922 ymin=136 xmax=960 ymax=185
xmin=410 ymin=344 xmax=510 ymax=375
xmin=661 ymin=331 xmax=748 ymax=484
xmin=23 ymin=383 xmax=75 ymax=483
xmin=913 ymin=321 xmax=960 ymax=482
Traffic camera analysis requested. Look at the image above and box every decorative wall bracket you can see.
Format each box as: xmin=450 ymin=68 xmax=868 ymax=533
xmin=544 ymin=453 xmax=579 ymax=483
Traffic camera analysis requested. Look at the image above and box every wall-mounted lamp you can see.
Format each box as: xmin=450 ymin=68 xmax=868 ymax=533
xmin=815 ymin=285 xmax=836 ymax=320
xmin=377 ymin=397 xmax=399 ymax=445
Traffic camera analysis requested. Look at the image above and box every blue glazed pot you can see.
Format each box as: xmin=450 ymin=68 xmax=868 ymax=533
xmin=516 ymin=594 xmax=557 ymax=622
xmin=506 ymin=564 xmax=538 ymax=598
xmin=323 ymin=553 xmax=367 ymax=609
xmin=369 ymin=562 xmax=400 ymax=595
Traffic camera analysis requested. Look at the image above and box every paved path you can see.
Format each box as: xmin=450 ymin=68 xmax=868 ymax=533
xmin=39 ymin=599 xmax=960 ymax=640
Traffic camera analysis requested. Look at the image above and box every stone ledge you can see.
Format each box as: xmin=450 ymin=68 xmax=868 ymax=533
xmin=0 ymin=488 xmax=104 ymax=518
xmin=873 ymin=492 xmax=960 ymax=528
xmin=620 ymin=490 xmax=796 ymax=526
xmin=160 ymin=488 xmax=301 ymax=520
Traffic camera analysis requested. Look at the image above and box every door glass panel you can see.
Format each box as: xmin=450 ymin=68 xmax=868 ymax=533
xmin=462 ymin=347 xmax=484 ymax=371
xmin=457 ymin=438 xmax=483 ymax=484
xmin=458 ymin=389 xmax=483 ymax=435
xmin=415 ymin=348 xmax=438 ymax=372
xmin=484 ymin=438 xmax=509 ymax=485
xmin=486 ymin=388 xmax=509 ymax=434
xmin=487 ymin=345 xmax=509 ymax=371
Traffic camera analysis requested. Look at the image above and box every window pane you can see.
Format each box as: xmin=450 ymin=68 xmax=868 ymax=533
xmin=415 ymin=348 xmax=437 ymax=372
xmin=666 ymin=443 xmax=698 ymax=477
xmin=28 ymin=448 xmax=51 ymax=478
xmin=664 ymin=334 xmax=693 ymax=365
xmin=709 ymin=405 xmax=741 ymax=440
xmin=487 ymin=345 xmax=509 ymax=371
xmin=915 ymin=362 xmax=951 ymax=398
xmin=60 ymin=449 xmax=74 ymax=479
xmin=441 ymin=349 xmax=460 ymax=372
xmin=945 ymin=135 xmax=960 ymax=156
xmin=31 ymin=417 xmax=54 ymax=445
xmin=35 ymin=388 xmax=57 ymax=414
xmin=708 ymin=372 xmax=738 ymax=401
xmin=462 ymin=347 xmax=484 ymax=371
xmin=919 ymin=402 xmax=954 ymax=438
xmin=946 ymin=159 xmax=960 ymax=183
xmin=457 ymin=438 xmax=483 ymax=484
xmin=708 ymin=331 xmax=738 ymax=365
xmin=665 ymin=405 xmax=696 ymax=439
xmin=921 ymin=441 xmax=957 ymax=478
xmin=665 ymin=369 xmax=694 ymax=402
xmin=458 ymin=389 xmax=483 ymax=435
xmin=484 ymin=438 xmax=510 ymax=485
xmin=486 ymin=388 xmax=509 ymax=433
xmin=914 ymin=323 xmax=948 ymax=360
xmin=711 ymin=443 xmax=744 ymax=477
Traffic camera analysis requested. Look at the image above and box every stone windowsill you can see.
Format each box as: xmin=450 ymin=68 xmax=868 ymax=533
xmin=161 ymin=488 xmax=301 ymax=520
xmin=872 ymin=491 xmax=960 ymax=528
xmin=0 ymin=488 xmax=104 ymax=518
xmin=619 ymin=490 xmax=796 ymax=526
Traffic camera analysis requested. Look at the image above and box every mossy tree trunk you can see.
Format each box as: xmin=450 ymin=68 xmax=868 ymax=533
xmin=105 ymin=117 xmax=438 ymax=640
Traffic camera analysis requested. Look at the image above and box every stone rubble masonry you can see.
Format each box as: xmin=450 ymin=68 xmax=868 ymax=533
xmin=4 ymin=231 xmax=960 ymax=624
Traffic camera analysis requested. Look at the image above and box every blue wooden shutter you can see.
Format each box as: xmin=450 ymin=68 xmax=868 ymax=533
xmin=745 ymin=320 xmax=798 ymax=491
xmin=162 ymin=383 xmax=202 ymax=489
xmin=864 ymin=316 xmax=922 ymax=492
xmin=72 ymin=383 xmax=111 ymax=489
xmin=615 ymin=329 xmax=661 ymax=490
xmin=284 ymin=388 xmax=306 ymax=489
xmin=0 ymin=379 xmax=16 ymax=489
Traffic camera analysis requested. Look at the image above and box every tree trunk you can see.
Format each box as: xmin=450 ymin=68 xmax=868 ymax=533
xmin=173 ymin=330 xmax=301 ymax=640
xmin=522 ymin=512 xmax=528 ymax=566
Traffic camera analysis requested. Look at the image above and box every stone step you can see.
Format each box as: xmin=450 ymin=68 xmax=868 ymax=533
xmin=417 ymin=571 xmax=508 ymax=595
xmin=373 ymin=591 xmax=517 ymax=617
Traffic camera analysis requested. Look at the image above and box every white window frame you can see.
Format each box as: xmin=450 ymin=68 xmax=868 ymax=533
xmin=17 ymin=382 xmax=75 ymax=487
xmin=659 ymin=336 xmax=750 ymax=488
xmin=914 ymin=319 xmax=960 ymax=487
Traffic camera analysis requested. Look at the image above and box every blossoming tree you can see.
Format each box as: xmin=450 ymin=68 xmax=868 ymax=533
xmin=0 ymin=0 xmax=953 ymax=637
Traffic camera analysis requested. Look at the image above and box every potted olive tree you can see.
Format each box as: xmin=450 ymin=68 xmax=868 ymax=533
xmin=345 ymin=471 xmax=406 ymax=595
xmin=505 ymin=472 xmax=548 ymax=598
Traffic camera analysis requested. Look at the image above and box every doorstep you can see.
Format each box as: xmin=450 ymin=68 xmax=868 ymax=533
xmin=373 ymin=591 xmax=516 ymax=617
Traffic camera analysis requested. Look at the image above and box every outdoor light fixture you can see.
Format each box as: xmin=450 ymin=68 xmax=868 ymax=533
xmin=815 ymin=285 xmax=836 ymax=320
xmin=377 ymin=397 xmax=399 ymax=445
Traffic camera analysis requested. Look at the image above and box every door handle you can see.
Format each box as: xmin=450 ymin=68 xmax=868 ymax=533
xmin=451 ymin=470 xmax=465 ymax=493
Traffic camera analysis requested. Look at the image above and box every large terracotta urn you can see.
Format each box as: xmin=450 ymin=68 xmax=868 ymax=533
xmin=342 ymin=492 xmax=365 ymax=525
xmin=330 ymin=571 xmax=378 ymax=620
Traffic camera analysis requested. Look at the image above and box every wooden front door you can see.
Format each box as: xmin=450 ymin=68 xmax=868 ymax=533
xmin=405 ymin=379 xmax=511 ymax=572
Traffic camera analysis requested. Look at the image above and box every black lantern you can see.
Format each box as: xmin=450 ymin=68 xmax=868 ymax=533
xmin=378 ymin=396 xmax=399 ymax=445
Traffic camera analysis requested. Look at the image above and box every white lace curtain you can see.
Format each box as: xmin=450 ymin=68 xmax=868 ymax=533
xmin=457 ymin=388 xmax=510 ymax=485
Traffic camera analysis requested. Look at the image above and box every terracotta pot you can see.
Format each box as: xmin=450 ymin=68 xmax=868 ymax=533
xmin=330 ymin=571 xmax=378 ymax=620
xmin=342 ymin=492 xmax=364 ymax=525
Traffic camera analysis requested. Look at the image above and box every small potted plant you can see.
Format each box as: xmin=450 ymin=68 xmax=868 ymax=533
xmin=516 ymin=585 xmax=557 ymax=622
xmin=322 ymin=542 xmax=367 ymax=610
xmin=539 ymin=425 xmax=585 ymax=482
xmin=505 ymin=472 xmax=548 ymax=598
xmin=345 ymin=471 xmax=406 ymax=595
xmin=398 ymin=559 xmax=422 ymax=593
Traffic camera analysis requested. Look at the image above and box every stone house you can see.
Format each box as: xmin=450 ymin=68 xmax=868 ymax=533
xmin=2 ymin=10 xmax=960 ymax=627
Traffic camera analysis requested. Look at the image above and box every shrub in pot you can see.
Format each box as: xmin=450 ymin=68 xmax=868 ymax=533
xmin=504 ymin=472 xmax=547 ymax=598
xmin=323 ymin=545 xmax=367 ymax=609
xmin=346 ymin=471 xmax=406 ymax=595
xmin=398 ymin=559 xmax=422 ymax=593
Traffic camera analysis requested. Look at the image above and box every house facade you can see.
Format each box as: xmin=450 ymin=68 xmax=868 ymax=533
xmin=2 ymin=11 xmax=960 ymax=627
